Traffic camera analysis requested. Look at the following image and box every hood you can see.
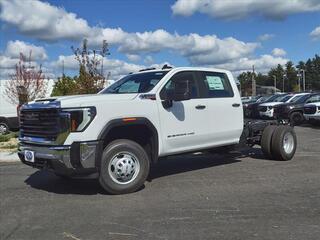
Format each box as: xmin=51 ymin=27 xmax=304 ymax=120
xmin=32 ymin=93 xmax=138 ymax=108
xmin=259 ymin=102 xmax=283 ymax=107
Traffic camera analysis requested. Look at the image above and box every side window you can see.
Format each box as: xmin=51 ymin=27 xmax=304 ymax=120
xmin=200 ymin=71 xmax=234 ymax=98
xmin=160 ymin=71 xmax=199 ymax=99
xmin=307 ymin=95 xmax=320 ymax=103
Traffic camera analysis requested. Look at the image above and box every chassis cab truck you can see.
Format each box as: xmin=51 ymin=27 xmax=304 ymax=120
xmin=18 ymin=67 xmax=297 ymax=194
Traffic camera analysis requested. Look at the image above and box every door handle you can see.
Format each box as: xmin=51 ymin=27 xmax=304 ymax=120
xmin=232 ymin=103 xmax=241 ymax=107
xmin=195 ymin=105 xmax=206 ymax=110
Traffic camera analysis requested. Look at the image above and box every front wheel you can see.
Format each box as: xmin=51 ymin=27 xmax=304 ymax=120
xmin=99 ymin=139 xmax=150 ymax=194
xmin=0 ymin=122 xmax=9 ymax=135
xmin=289 ymin=112 xmax=304 ymax=126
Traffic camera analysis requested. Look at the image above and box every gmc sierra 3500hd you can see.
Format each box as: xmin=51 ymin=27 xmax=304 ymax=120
xmin=18 ymin=66 xmax=297 ymax=194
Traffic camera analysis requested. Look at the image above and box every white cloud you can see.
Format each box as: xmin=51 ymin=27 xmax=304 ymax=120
xmin=126 ymin=54 xmax=141 ymax=62
xmin=0 ymin=0 xmax=258 ymax=66
xmin=258 ymin=34 xmax=274 ymax=41
xmin=272 ymin=48 xmax=287 ymax=57
xmin=50 ymin=55 xmax=171 ymax=80
xmin=171 ymin=0 xmax=320 ymax=20
xmin=5 ymin=40 xmax=47 ymax=60
xmin=144 ymin=56 xmax=154 ymax=65
xmin=310 ymin=26 xmax=320 ymax=40
xmin=0 ymin=55 xmax=18 ymax=69
xmin=212 ymin=55 xmax=288 ymax=73
xmin=0 ymin=0 xmax=91 ymax=41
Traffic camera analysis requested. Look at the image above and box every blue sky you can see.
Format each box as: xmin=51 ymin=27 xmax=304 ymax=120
xmin=0 ymin=0 xmax=319 ymax=80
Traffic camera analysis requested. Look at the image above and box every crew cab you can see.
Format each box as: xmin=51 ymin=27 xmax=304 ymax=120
xmin=18 ymin=67 xmax=297 ymax=194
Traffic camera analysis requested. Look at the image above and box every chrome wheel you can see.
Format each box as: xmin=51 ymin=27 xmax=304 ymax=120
xmin=0 ymin=124 xmax=8 ymax=135
xmin=283 ymin=132 xmax=294 ymax=154
xmin=108 ymin=152 xmax=140 ymax=185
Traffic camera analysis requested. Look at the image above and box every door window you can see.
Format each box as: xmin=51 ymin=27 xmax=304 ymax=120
xmin=306 ymin=94 xmax=320 ymax=103
xmin=199 ymin=71 xmax=234 ymax=98
xmin=160 ymin=71 xmax=199 ymax=99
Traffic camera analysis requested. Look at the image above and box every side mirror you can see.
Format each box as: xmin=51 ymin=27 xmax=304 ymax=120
xmin=170 ymin=79 xmax=191 ymax=101
xmin=162 ymin=79 xmax=191 ymax=109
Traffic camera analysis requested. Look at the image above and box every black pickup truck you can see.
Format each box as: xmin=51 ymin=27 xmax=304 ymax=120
xmin=274 ymin=93 xmax=320 ymax=125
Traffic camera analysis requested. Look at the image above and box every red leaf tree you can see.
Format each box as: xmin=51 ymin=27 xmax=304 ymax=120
xmin=4 ymin=51 xmax=47 ymax=104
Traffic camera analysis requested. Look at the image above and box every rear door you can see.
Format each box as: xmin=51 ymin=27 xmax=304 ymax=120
xmin=196 ymin=71 xmax=243 ymax=146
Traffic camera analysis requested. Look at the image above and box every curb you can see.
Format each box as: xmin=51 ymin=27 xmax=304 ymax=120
xmin=0 ymin=152 xmax=20 ymax=163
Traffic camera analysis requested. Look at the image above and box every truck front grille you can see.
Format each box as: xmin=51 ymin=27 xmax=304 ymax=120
xmin=304 ymin=105 xmax=317 ymax=114
xmin=20 ymin=109 xmax=61 ymax=141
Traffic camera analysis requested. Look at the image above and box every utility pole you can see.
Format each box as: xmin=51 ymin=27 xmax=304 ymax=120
xmin=297 ymin=73 xmax=301 ymax=92
xmin=272 ymin=75 xmax=277 ymax=93
xmin=62 ymin=60 xmax=65 ymax=77
xmin=301 ymin=69 xmax=306 ymax=91
xmin=282 ymin=74 xmax=286 ymax=93
xmin=252 ymin=65 xmax=256 ymax=96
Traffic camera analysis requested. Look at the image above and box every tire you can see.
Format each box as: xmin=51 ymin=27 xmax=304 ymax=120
xmin=289 ymin=112 xmax=304 ymax=126
xmin=271 ymin=126 xmax=297 ymax=161
xmin=261 ymin=125 xmax=277 ymax=159
xmin=0 ymin=122 xmax=9 ymax=135
xmin=99 ymin=139 xmax=150 ymax=194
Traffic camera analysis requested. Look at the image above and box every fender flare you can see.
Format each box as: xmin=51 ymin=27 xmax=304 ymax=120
xmin=97 ymin=117 xmax=159 ymax=163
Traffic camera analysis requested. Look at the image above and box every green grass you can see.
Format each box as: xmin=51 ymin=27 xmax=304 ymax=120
xmin=0 ymin=132 xmax=19 ymax=142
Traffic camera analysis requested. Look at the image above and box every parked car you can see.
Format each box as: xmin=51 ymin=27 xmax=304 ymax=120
xmin=304 ymin=101 xmax=320 ymax=123
xmin=17 ymin=66 xmax=297 ymax=194
xmin=241 ymin=95 xmax=262 ymax=104
xmin=258 ymin=93 xmax=309 ymax=119
xmin=274 ymin=93 xmax=320 ymax=125
xmin=244 ymin=94 xmax=285 ymax=119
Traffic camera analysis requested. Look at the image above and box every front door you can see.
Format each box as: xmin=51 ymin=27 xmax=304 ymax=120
xmin=157 ymin=71 xmax=210 ymax=155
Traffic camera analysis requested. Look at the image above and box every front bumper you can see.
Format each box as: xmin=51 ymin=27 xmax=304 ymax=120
xmin=18 ymin=141 xmax=102 ymax=177
xmin=259 ymin=109 xmax=275 ymax=119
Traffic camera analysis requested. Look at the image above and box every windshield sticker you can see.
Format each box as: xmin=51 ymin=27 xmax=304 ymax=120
xmin=206 ymin=76 xmax=224 ymax=90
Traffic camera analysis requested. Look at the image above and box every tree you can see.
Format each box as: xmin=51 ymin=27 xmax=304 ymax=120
xmin=4 ymin=52 xmax=47 ymax=104
xmin=71 ymin=39 xmax=109 ymax=94
xmin=285 ymin=61 xmax=298 ymax=92
xmin=237 ymin=71 xmax=255 ymax=96
xmin=51 ymin=75 xmax=77 ymax=96
xmin=268 ymin=64 xmax=285 ymax=92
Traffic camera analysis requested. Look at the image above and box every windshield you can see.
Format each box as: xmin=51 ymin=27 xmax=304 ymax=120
xmin=100 ymin=71 xmax=169 ymax=94
xmin=266 ymin=94 xmax=285 ymax=102
xmin=289 ymin=95 xmax=306 ymax=103
xmin=278 ymin=95 xmax=292 ymax=102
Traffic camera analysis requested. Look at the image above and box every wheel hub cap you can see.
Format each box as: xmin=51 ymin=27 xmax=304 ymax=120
xmin=283 ymin=132 xmax=294 ymax=154
xmin=0 ymin=125 xmax=7 ymax=135
xmin=108 ymin=152 xmax=140 ymax=184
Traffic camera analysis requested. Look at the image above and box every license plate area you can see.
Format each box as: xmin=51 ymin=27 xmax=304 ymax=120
xmin=24 ymin=150 xmax=35 ymax=163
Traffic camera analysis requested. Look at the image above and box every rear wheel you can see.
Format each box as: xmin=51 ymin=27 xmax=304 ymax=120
xmin=0 ymin=122 xmax=9 ymax=135
xmin=261 ymin=125 xmax=277 ymax=159
xmin=271 ymin=126 xmax=297 ymax=161
xmin=99 ymin=139 xmax=150 ymax=194
xmin=289 ymin=112 xmax=304 ymax=126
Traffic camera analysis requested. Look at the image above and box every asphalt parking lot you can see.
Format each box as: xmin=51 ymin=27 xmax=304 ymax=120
xmin=1 ymin=125 xmax=320 ymax=240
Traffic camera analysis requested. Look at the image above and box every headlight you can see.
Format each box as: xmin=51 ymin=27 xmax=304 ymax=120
xmin=62 ymin=107 xmax=96 ymax=132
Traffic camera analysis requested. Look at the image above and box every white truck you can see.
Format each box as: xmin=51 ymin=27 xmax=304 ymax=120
xmin=18 ymin=67 xmax=297 ymax=194
xmin=0 ymin=80 xmax=19 ymax=134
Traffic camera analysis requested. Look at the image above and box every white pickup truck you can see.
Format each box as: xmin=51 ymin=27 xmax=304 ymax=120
xmin=18 ymin=67 xmax=297 ymax=194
